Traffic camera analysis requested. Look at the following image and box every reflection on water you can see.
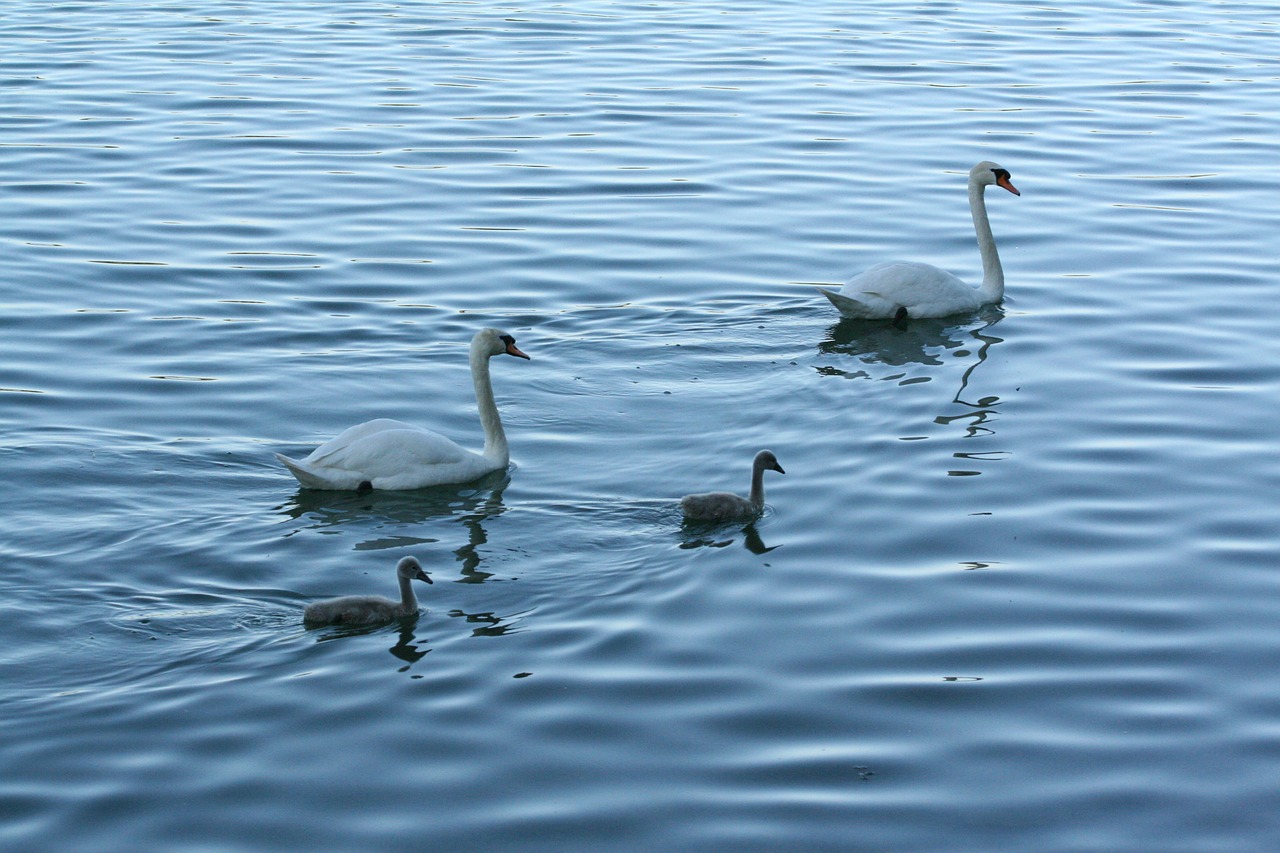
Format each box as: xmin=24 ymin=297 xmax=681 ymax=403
xmin=679 ymin=520 xmax=778 ymax=554
xmin=277 ymin=470 xmax=511 ymax=534
xmin=8 ymin=2 xmax=1280 ymax=849
xmin=308 ymin=612 xmax=420 ymax=642
xmin=388 ymin=622 xmax=431 ymax=672
xmin=817 ymin=312 xmax=1009 ymax=472
xmin=932 ymin=320 xmax=1006 ymax=446
xmin=310 ymin=615 xmax=434 ymax=674
xmin=446 ymin=607 xmax=531 ymax=638
xmin=276 ymin=473 xmax=512 ymax=571
xmin=451 ymin=489 xmax=509 ymax=584
xmin=817 ymin=308 xmax=1004 ymax=374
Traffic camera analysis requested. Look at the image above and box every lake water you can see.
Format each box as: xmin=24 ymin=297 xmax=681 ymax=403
xmin=3 ymin=2 xmax=1280 ymax=850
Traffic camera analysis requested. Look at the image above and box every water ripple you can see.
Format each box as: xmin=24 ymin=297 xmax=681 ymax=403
xmin=4 ymin=2 xmax=1280 ymax=851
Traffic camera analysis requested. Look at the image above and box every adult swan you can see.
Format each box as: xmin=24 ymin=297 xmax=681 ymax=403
xmin=275 ymin=327 xmax=530 ymax=490
xmin=819 ymin=161 xmax=1020 ymax=321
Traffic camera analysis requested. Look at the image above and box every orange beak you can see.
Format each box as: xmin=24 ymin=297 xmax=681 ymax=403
xmin=506 ymin=342 xmax=531 ymax=360
xmin=997 ymin=175 xmax=1020 ymax=196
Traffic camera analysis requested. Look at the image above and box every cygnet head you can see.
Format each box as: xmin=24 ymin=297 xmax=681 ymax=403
xmin=397 ymin=555 xmax=433 ymax=584
xmin=754 ymin=449 xmax=785 ymax=475
xmin=971 ymin=161 xmax=1019 ymax=196
xmin=475 ymin=327 xmax=531 ymax=360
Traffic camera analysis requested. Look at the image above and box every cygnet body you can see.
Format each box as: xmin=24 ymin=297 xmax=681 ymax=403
xmin=303 ymin=556 xmax=433 ymax=627
xmin=680 ymin=449 xmax=784 ymax=523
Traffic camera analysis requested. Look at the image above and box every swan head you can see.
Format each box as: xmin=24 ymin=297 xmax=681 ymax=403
xmin=971 ymin=161 xmax=1020 ymax=196
xmin=474 ymin=327 xmax=531 ymax=360
xmin=397 ymin=555 xmax=433 ymax=584
xmin=754 ymin=449 xmax=785 ymax=475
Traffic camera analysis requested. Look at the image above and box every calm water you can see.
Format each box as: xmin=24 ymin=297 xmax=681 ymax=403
xmin=4 ymin=2 xmax=1280 ymax=850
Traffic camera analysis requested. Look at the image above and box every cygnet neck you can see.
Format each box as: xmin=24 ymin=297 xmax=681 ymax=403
xmin=748 ymin=456 xmax=770 ymax=510
xmin=398 ymin=570 xmax=421 ymax=610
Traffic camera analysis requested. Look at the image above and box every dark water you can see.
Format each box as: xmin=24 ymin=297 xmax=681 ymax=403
xmin=4 ymin=2 xmax=1280 ymax=850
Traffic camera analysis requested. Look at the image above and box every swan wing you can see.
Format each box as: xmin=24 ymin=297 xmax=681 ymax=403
xmin=277 ymin=424 xmax=493 ymax=490
xmin=308 ymin=426 xmax=471 ymax=478
xmin=302 ymin=418 xmax=420 ymax=464
xmin=818 ymin=286 xmax=887 ymax=319
xmin=835 ymin=262 xmax=981 ymax=319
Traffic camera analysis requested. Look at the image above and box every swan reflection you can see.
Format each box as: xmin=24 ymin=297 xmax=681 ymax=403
xmin=679 ymin=519 xmax=778 ymax=554
xmin=389 ymin=621 xmax=431 ymax=670
xmin=446 ymin=607 xmax=530 ymax=637
xmin=450 ymin=495 xmax=509 ymax=584
xmin=277 ymin=472 xmax=513 ymax=588
xmin=817 ymin=307 xmax=1004 ymax=372
xmin=277 ymin=470 xmax=511 ymax=533
xmin=308 ymin=602 xmax=526 ymax=671
xmin=308 ymin=610 xmax=432 ymax=675
xmin=817 ymin=311 xmax=1007 ymax=445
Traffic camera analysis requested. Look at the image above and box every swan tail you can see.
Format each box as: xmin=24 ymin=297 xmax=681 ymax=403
xmin=275 ymin=452 xmax=342 ymax=490
xmin=818 ymin=287 xmax=878 ymax=319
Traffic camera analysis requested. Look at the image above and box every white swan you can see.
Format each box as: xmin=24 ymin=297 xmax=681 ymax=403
xmin=303 ymin=555 xmax=433 ymax=626
xmin=276 ymin=327 xmax=530 ymax=490
xmin=819 ymin=161 xmax=1020 ymax=320
xmin=681 ymin=449 xmax=785 ymax=523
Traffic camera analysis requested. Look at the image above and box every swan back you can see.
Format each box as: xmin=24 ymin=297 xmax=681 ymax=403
xmin=303 ymin=556 xmax=434 ymax=627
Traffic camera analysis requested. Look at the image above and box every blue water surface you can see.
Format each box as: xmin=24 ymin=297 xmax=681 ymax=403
xmin=3 ymin=2 xmax=1280 ymax=851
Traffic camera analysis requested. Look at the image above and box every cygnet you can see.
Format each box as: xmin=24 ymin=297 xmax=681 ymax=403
xmin=680 ymin=449 xmax=784 ymax=523
xmin=303 ymin=556 xmax=433 ymax=626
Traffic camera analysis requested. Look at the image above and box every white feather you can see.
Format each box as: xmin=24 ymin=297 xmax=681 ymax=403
xmin=820 ymin=161 xmax=1019 ymax=320
xmin=276 ymin=328 xmax=529 ymax=490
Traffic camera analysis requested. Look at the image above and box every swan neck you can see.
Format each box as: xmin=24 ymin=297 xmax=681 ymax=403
xmin=471 ymin=343 xmax=509 ymax=466
xmin=748 ymin=460 xmax=767 ymax=509
xmin=398 ymin=573 xmax=419 ymax=610
xmin=969 ymin=179 xmax=1004 ymax=302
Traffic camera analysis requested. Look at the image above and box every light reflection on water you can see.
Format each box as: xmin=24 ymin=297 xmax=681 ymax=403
xmin=3 ymin=2 xmax=1280 ymax=851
